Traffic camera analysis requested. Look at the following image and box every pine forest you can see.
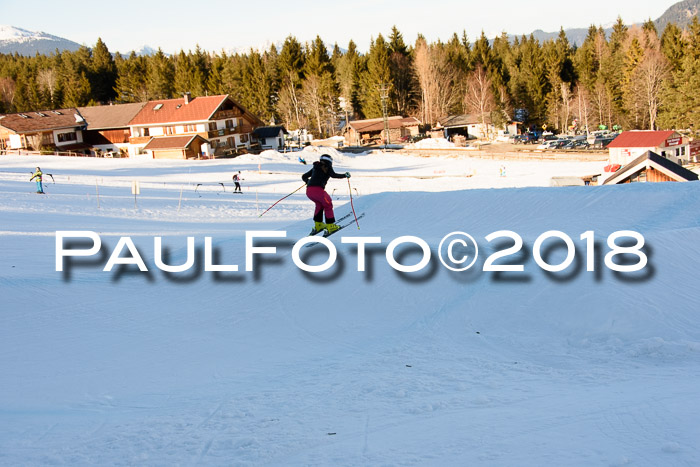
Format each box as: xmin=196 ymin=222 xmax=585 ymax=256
xmin=1 ymin=18 xmax=700 ymax=137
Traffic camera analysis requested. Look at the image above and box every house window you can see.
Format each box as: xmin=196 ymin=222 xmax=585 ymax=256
xmin=143 ymin=128 xmax=150 ymax=137
xmin=57 ymin=132 xmax=77 ymax=143
xmin=261 ymin=138 xmax=267 ymax=145
xmin=240 ymin=134 xmax=248 ymax=143
xmin=164 ymin=126 xmax=175 ymax=135
xmin=209 ymin=122 xmax=216 ymax=131
xmin=681 ymin=147 xmax=686 ymax=156
xmin=225 ymin=119 xmax=234 ymax=129
xmin=185 ymin=124 xmax=197 ymax=132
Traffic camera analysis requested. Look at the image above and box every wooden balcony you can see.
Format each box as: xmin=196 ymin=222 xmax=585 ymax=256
xmin=213 ymin=109 xmax=243 ymax=120
xmin=129 ymin=136 xmax=152 ymax=145
xmin=207 ymin=127 xmax=239 ymax=138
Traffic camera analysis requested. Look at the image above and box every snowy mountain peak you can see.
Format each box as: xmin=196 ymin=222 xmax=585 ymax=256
xmin=0 ymin=25 xmax=81 ymax=55
xmin=0 ymin=25 xmax=58 ymax=43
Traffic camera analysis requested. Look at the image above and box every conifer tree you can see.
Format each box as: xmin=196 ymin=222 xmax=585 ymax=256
xmin=191 ymin=45 xmax=210 ymax=96
xmin=388 ymin=26 xmax=416 ymax=116
xmin=334 ymin=40 xmax=362 ymax=123
xmin=301 ymin=36 xmax=338 ymax=136
xmin=277 ymin=36 xmax=306 ymax=129
xmin=207 ymin=54 xmax=226 ymax=96
xmin=90 ymin=38 xmax=117 ymax=103
xmin=173 ymin=51 xmax=194 ymax=96
xmin=243 ymin=49 xmax=276 ymax=123
xmin=114 ymin=52 xmax=149 ymax=103
xmin=62 ymin=71 xmax=92 ymax=107
xmin=660 ymin=23 xmax=686 ymax=70
xmin=147 ymin=49 xmax=175 ymax=100
xmin=361 ymin=34 xmax=392 ymax=119
xmin=621 ymin=34 xmax=646 ymax=128
xmin=658 ymin=17 xmax=700 ymax=133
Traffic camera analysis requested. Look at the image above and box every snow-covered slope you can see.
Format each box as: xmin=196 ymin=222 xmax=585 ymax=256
xmin=1 ymin=154 xmax=699 ymax=465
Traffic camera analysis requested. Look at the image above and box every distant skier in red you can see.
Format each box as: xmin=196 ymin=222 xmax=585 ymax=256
xmin=302 ymin=154 xmax=350 ymax=236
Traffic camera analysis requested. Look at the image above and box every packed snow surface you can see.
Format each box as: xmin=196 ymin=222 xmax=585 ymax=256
xmin=407 ymin=137 xmax=456 ymax=149
xmin=1 ymin=150 xmax=699 ymax=465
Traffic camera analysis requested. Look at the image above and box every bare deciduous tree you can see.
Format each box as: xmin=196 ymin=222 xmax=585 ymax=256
xmin=0 ymin=76 xmax=16 ymax=111
xmin=300 ymin=74 xmax=324 ymax=136
xmin=573 ymin=84 xmax=592 ymax=134
xmin=413 ymin=38 xmax=435 ymax=125
xmin=560 ymin=82 xmax=573 ymax=132
xmin=634 ymin=49 xmax=670 ymax=130
xmin=413 ymin=38 xmax=459 ymax=126
xmin=37 ymin=68 xmax=58 ymax=105
xmin=464 ymin=64 xmax=495 ymax=138
xmin=278 ymin=74 xmax=305 ymax=130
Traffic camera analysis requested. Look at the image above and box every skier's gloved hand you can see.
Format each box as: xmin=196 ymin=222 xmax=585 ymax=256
xmin=345 ymin=172 xmax=351 ymax=178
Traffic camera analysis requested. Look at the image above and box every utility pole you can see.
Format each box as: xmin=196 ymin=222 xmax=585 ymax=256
xmin=379 ymin=83 xmax=391 ymax=148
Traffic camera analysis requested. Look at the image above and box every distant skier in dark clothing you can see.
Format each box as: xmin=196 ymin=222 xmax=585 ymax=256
xmin=302 ymin=154 xmax=350 ymax=235
xmin=30 ymin=167 xmax=44 ymax=194
xmin=233 ymin=171 xmax=243 ymax=193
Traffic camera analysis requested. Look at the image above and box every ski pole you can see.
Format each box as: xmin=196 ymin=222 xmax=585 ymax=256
xmin=348 ymin=177 xmax=360 ymax=229
xmin=259 ymin=183 xmax=306 ymax=217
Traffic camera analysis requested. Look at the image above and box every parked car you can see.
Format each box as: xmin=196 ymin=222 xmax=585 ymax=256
xmin=516 ymin=133 xmax=539 ymax=144
xmin=539 ymin=133 xmax=558 ymax=143
xmin=536 ymin=140 xmax=558 ymax=149
xmin=590 ymin=137 xmax=616 ymax=149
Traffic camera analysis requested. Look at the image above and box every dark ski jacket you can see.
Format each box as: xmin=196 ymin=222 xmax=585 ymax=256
xmin=302 ymin=161 xmax=345 ymax=189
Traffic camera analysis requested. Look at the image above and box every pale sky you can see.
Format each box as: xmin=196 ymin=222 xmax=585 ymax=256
xmin=0 ymin=0 xmax=681 ymax=54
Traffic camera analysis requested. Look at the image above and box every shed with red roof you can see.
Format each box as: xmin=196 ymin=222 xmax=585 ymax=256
xmin=607 ymin=130 xmax=689 ymax=166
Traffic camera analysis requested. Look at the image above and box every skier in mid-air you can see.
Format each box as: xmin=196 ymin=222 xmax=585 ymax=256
xmin=30 ymin=167 xmax=44 ymax=194
xmin=302 ymin=154 xmax=350 ymax=236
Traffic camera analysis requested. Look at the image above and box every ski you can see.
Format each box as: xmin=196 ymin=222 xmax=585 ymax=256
xmin=304 ymin=212 xmax=365 ymax=247
xmin=324 ymin=213 xmax=365 ymax=238
xmin=306 ymin=211 xmax=356 ymax=237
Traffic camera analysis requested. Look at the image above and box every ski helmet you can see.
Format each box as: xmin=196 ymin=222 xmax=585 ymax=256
xmin=319 ymin=154 xmax=333 ymax=164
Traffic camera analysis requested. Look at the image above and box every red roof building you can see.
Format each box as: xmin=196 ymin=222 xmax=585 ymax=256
xmin=127 ymin=93 xmax=264 ymax=158
xmin=607 ymin=130 xmax=689 ymax=167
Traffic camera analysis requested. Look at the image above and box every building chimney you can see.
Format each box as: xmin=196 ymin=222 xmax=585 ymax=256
xmin=184 ymin=92 xmax=191 ymax=104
